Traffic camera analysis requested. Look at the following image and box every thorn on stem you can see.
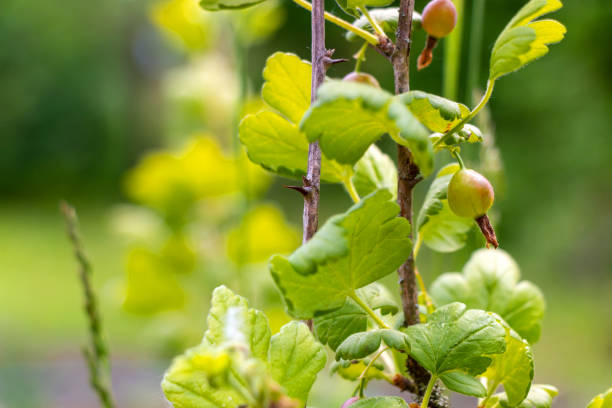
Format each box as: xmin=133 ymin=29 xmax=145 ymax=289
xmin=285 ymin=185 xmax=311 ymax=197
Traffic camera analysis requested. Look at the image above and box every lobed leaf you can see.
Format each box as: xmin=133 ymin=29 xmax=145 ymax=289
xmin=489 ymin=0 xmax=566 ymax=80
xmin=269 ymin=321 xmax=327 ymax=402
xmin=404 ymin=302 xmax=506 ymax=396
xmin=239 ymin=53 xmax=352 ymax=182
xmin=416 ymin=163 xmax=473 ymax=253
xmin=270 ymin=190 xmax=411 ymax=319
xmin=430 ymin=249 xmax=545 ymax=343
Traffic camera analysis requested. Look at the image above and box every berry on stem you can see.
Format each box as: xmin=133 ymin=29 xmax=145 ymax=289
xmin=417 ymin=0 xmax=457 ymax=70
xmin=447 ymin=169 xmax=499 ymax=248
xmin=343 ymin=72 xmax=381 ymax=88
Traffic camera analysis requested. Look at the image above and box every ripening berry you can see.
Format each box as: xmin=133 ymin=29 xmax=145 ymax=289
xmin=342 ymin=72 xmax=381 ymax=88
xmin=447 ymin=169 xmax=494 ymax=219
xmin=422 ymin=0 xmax=457 ymax=39
xmin=341 ymin=397 xmax=359 ymax=408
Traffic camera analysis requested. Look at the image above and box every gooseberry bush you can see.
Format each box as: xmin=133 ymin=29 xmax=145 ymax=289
xmin=151 ymin=0 xmax=583 ymax=407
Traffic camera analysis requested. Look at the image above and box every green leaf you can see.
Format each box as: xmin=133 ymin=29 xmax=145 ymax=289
xmin=404 ymin=302 xmax=506 ymax=394
xmin=162 ymin=344 xmax=248 ymax=408
xmin=482 ymin=327 xmax=534 ymax=406
xmin=587 ymin=388 xmax=612 ymax=408
xmin=203 ymin=285 xmax=271 ymax=360
xmin=489 ymin=0 xmax=566 ymax=80
xmin=485 ymin=384 xmax=558 ymax=408
xmin=416 ymin=164 xmax=473 ymax=253
xmin=336 ymin=329 xmax=410 ymax=360
xmin=123 ymin=246 xmax=185 ymax=315
xmin=269 ymin=321 xmax=327 ymax=403
xmin=399 ymin=91 xmax=470 ymax=133
xmin=262 ymin=52 xmax=312 ymax=123
xmin=301 ymin=81 xmax=432 ymax=176
xmin=240 ymin=53 xmax=351 ymax=183
xmin=440 ymin=371 xmax=486 ymax=397
xmin=352 ymin=145 xmax=398 ymax=199
xmin=430 ymin=249 xmax=545 ymax=343
xmin=270 ymin=190 xmax=411 ymax=319
xmin=314 ymin=283 xmax=398 ymax=350
xmin=227 ymin=204 xmax=300 ymax=264
xmin=345 ymin=8 xmax=422 ymax=41
xmin=351 ymin=396 xmax=410 ymax=408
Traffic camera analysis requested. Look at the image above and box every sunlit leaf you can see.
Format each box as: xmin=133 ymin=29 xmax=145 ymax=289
xmin=489 ymin=0 xmax=566 ymax=80
xmin=416 ymin=163 xmax=473 ymax=252
xmin=240 ymin=53 xmax=351 ymax=182
xmin=482 ymin=326 xmax=534 ymax=405
xmin=404 ymin=303 xmax=506 ymax=396
xmin=226 ymin=204 xmax=300 ymax=264
xmin=399 ymin=91 xmax=470 ymax=133
xmin=151 ymin=0 xmax=211 ymax=51
xmin=123 ymin=246 xmax=185 ymax=314
xmin=270 ymin=190 xmax=411 ymax=319
xmin=269 ymin=321 xmax=327 ymax=402
xmin=430 ymin=249 xmax=545 ymax=343
xmin=162 ymin=344 xmax=247 ymax=407
xmin=262 ymin=52 xmax=312 ymax=123
xmin=331 ymin=359 xmax=385 ymax=381
xmin=203 ymin=285 xmax=271 ymax=360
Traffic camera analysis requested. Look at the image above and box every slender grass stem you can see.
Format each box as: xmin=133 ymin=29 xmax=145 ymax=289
xmin=60 ymin=202 xmax=116 ymax=408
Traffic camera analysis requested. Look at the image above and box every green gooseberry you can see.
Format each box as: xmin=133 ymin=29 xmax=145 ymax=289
xmin=447 ymin=169 xmax=494 ymax=219
xmin=342 ymin=72 xmax=381 ymax=88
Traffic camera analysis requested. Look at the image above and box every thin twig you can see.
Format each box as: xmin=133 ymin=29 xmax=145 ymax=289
xmin=60 ymin=201 xmax=116 ymax=408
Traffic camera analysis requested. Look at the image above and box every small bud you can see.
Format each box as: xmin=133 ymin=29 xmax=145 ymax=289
xmin=342 ymin=72 xmax=381 ymax=88
xmin=421 ymin=0 xmax=457 ymax=39
xmin=341 ymin=397 xmax=360 ymax=408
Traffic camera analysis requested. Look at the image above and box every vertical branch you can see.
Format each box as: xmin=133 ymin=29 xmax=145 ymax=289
xmin=302 ymin=0 xmax=326 ymax=244
xmin=60 ymin=202 xmax=116 ymax=408
xmin=392 ymin=0 xmax=421 ymax=327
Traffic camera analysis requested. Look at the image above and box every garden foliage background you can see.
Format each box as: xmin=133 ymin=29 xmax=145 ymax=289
xmin=0 ymin=0 xmax=611 ymax=406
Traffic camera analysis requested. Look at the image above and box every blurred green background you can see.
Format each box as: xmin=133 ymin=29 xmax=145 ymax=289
xmin=1 ymin=0 xmax=611 ymax=406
